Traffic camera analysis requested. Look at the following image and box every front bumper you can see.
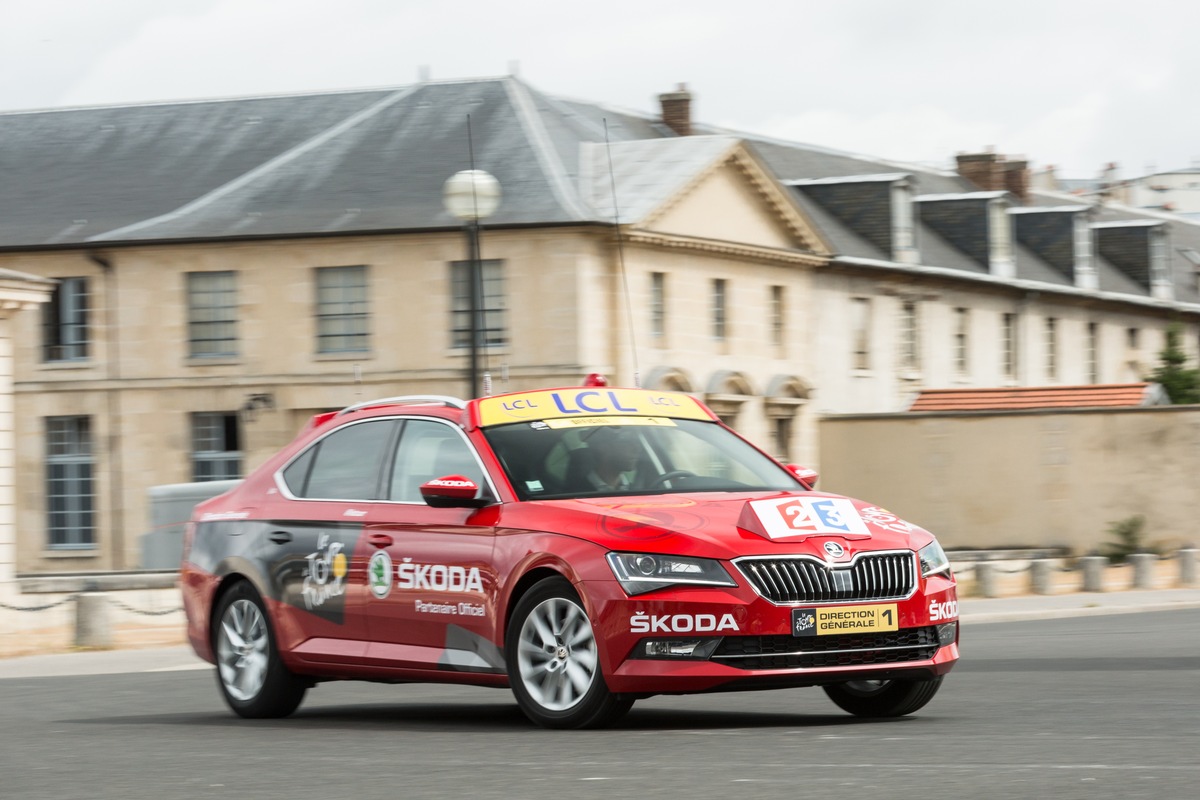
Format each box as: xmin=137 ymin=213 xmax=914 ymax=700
xmin=582 ymin=574 xmax=959 ymax=694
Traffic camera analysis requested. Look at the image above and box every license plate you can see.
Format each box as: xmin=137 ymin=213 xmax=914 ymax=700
xmin=792 ymin=604 xmax=899 ymax=637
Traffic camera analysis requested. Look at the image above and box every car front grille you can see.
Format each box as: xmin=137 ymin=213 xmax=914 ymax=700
xmin=734 ymin=551 xmax=917 ymax=605
xmin=711 ymin=626 xmax=940 ymax=670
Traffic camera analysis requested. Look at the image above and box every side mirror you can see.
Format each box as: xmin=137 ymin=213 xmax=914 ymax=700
xmin=786 ymin=464 xmax=819 ymax=490
xmin=419 ymin=475 xmax=491 ymax=508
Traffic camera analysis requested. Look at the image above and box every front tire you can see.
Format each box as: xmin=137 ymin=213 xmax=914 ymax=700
xmin=506 ymin=577 xmax=633 ymax=729
xmin=823 ymin=676 xmax=944 ymax=717
xmin=212 ymin=580 xmax=307 ymax=718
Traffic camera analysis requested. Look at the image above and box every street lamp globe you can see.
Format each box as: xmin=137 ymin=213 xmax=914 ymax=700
xmin=443 ymin=169 xmax=501 ymax=221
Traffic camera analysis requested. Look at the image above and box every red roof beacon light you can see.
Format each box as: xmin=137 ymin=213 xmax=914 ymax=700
xmin=582 ymin=373 xmax=609 ymax=387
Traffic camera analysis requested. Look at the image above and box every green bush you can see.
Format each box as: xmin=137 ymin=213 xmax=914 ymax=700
xmin=1101 ymin=515 xmax=1155 ymax=563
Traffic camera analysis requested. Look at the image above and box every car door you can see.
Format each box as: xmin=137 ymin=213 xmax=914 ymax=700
xmin=260 ymin=417 xmax=401 ymax=662
xmin=362 ymin=417 xmax=502 ymax=674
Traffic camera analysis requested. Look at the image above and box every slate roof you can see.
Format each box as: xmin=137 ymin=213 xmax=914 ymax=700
xmin=3 ymin=75 xmax=1199 ymax=309
xmin=908 ymin=383 xmax=1168 ymax=412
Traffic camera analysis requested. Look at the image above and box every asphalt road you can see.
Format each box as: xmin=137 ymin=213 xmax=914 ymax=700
xmin=1 ymin=610 xmax=1197 ymax=800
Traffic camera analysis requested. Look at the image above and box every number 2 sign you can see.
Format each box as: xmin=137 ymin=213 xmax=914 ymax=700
xmin=749 ymin=497 xmax=870 ymax=540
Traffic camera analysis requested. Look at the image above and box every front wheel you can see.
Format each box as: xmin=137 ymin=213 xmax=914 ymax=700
xmin=823 ymin=676 xmax=944 ymax=718
xmin=506 ymin=577 xmax=633 ymax=729
xmin=212 ymin=580 xmax=307 ymax=718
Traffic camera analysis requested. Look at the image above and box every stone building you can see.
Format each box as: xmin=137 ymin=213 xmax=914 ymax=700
xmin=3 ymin=77 xmax=1198 ymax=572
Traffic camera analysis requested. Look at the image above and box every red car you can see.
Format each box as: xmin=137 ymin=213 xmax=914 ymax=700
xmin=181 ymin=385 xmax=958 ymax=728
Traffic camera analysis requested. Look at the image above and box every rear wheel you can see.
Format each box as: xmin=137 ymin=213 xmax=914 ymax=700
xmin=823 ymin=676 xmax=944 ymax=717
xmin=506 ymin=577 xmax=633 ymax=729
xmin=213 ymin=580 xmax=306 ymax=718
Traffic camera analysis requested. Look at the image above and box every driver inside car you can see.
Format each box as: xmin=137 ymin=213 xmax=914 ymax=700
xmin=570 ymin=426 xmax=643 ymax=492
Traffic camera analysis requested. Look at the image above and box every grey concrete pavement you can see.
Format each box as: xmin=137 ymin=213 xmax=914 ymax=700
xmin=1 ymin=585 xmax=1197 ymax=680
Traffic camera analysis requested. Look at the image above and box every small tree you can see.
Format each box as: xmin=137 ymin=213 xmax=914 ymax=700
xmin=1148 ymin=323 xmax=1200 ymax=404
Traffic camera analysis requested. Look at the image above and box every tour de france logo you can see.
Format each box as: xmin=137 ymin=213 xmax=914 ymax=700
xmin=301 ymin=533 xmax=348 ymax=610
xmin=369 ymin=550 xmax=393 ymax=599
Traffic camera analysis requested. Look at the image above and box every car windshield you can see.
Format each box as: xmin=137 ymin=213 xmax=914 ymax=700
xmin=482 ymin=417 xmax=801 ymax=501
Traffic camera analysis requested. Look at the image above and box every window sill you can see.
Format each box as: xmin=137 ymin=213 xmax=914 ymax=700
xmin=446 ymin=348 xmax=512 ymax=358
xmin=41 ymin=549 xmax=100 ymax=559
xmin=38 ymin=360 xmax=94 ymax=371
xmin=313 ymin=351 xmax=374 ymax=361
xmin=851 ymin=369 xmax=874 ymax=378
xmin=185 ymin=356 xmax=243 ymax=367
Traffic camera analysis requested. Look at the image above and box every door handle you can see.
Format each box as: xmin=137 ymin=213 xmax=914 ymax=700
xmin=268 ymin=530 xmax=292 ymax=544
xmin=367 ymin=533 xmax=393 ymax=548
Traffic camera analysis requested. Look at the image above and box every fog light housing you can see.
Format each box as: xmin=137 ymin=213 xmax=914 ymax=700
xmin=641 ymin=639 xmax=722 ymax=659
xmin=936 ymin=622 xmax=958 ymax=646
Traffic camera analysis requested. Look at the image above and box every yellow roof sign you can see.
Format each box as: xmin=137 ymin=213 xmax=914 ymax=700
xmin=476 ymin=388 xmax=714 ymax=427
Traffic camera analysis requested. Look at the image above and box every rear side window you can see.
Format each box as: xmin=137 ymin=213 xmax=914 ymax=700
xmin=285 ymin=419 xmax=397 ymax=500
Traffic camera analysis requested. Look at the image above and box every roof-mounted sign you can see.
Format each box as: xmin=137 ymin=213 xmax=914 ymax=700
xmin=475 ymin=388 xmax=714 ymax=427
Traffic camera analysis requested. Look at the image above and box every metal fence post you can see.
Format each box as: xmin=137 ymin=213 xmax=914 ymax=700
xmin=1080 ymin=556 xmax=1107 ymax=592
xmin=74 ymin=592 xmax=113 ymax=649
xmin=974 ymin=563 xmax=999 ymax=598
xmin=1179 ymin=549 xmax=1197 ymax=587
xmin=1128 ymin=553 xmax=1156 ymax=590
xmin=1029 ymin=560 xmax=1053 ymax=595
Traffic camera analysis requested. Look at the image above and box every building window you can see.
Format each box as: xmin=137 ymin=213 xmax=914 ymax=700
xmin=851 ymin=297 xmax=871 ymax=370
xmin=42 ymin=277 xmax=90 ymax=362
xmin=772 ymin=417 xmax=793 ymax=462
xmin=187 ymin=271 xmax=238 ymax=357
xmin=45 ymin=416 xmax=95 ymax=549
xmin=1046 ymin=317 xmax=1059 ymax=381
xmin=1127 ymin=327 xmax=1140 ymax=351
xmin=954 ymin=308 xmax=970 ymax=375
xmin=1087 ymin=322 xmax=1100 ymax=383
xmin=1002 ymin=313 xmax=1018 ymax=379
xmin=899 ymin=300 xmax=920 ymax=371
xmin=191 ymin=412 xmax=242 ymax=482
xmin=712 ymin=279 xmax=728 ymax=341
xmin=316 ymin=265 xmax=369 ymax=353
xmin=650 ymin=272 xmax=666 ymax=341
xmin=769 ymin=285 xmax=785 ymax=348
xmin=451 ymin=260 xmax=508 ymax=348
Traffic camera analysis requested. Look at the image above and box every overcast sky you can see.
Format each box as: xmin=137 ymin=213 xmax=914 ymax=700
xmin=2 ymin=0 xmax=1196 ymax=178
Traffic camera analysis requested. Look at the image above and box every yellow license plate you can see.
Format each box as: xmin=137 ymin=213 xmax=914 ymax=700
xmin=792 ymin=604 xmax=898 ymax=637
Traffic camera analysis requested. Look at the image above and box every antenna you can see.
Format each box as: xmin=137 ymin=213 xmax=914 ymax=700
xmin=604 ymin=119 xmax=640 ymax=388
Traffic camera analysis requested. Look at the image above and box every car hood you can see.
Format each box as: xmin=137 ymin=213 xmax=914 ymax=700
xmin=501 ymin=490 xmax=932 ymax=561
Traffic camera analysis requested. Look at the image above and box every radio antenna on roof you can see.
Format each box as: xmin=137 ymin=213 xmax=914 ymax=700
xmin=604 ymin=119 xmax=640 ymax=388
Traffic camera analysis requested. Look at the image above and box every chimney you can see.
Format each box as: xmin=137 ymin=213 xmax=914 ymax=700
xmin=1002 ymin=159 xmax=1030 ymax=202
xmin=956 ymin=150 xmax=1003 ymax=191
xmin=659 ymin=83 xmax=692 ymax=136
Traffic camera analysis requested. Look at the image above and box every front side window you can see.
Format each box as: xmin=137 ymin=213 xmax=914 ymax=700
xmin=191 ymin=412 xmax=242 ymax=481
xmin=45 ymin=416 xmax=94 ymax=549
xmin=388 ymin=419 xmax=485 ymax=502
xmin=42 ymin=277 xmax=89 ymax=362
xmin=187 ymin=271 xmax=238 ymax=357
xmin=316 ymin=266 xmax=369 ymax=353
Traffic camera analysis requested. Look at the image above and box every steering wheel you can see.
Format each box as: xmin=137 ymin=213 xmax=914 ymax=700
xmin=648 ymin=470 xmax=697 ymax=488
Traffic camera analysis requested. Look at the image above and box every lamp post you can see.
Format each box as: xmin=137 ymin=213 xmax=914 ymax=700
xmin=443 ymin=169 xmax=501 ymax=399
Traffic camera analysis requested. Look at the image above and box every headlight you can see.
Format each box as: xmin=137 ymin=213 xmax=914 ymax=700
xmin=918 ymin=540 xmax=951 ymax=578
xmin=606 ymin=552 xmax=737 ymax=595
